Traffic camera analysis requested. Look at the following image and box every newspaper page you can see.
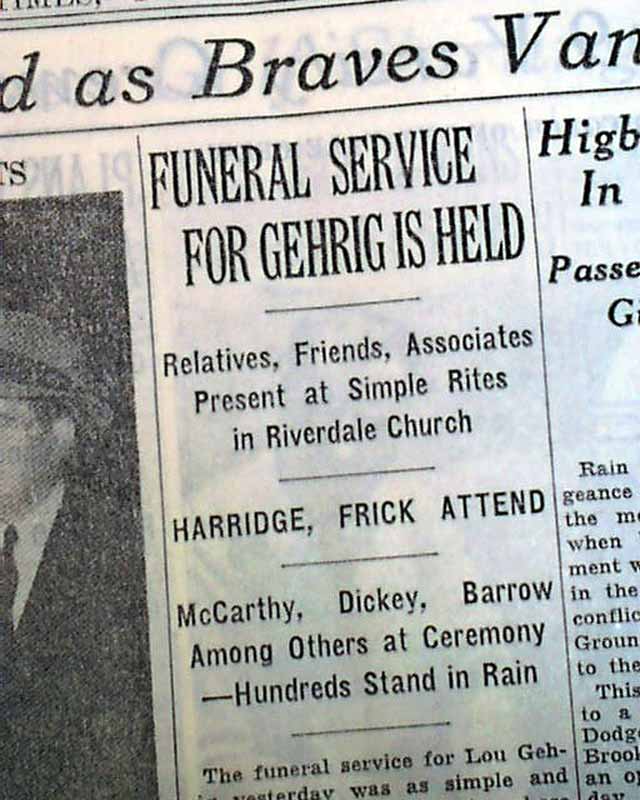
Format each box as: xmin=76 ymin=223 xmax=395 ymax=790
xmin=1 ymin=1 xmax=639 ymax=798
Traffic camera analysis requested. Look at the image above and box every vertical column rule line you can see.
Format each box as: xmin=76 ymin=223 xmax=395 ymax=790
xmin=522 ymin=106 xmax=583 ymax=799
xmin=136 ymin=134 xmax=182 ymax=800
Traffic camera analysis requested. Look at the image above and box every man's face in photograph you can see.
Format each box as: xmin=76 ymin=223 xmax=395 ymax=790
xmin=0 ymin=398 xmax=73 ymax=521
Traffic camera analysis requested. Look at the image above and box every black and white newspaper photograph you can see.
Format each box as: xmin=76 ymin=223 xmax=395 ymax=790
xmin=0 ymin=193 xmax=156 ymax=798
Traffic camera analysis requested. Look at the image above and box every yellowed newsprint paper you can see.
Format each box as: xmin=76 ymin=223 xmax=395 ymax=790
xmin=1 ymin=1 xmax=640 ymax=798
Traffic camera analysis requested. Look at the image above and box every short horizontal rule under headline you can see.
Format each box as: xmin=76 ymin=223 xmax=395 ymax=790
xmin=146 ymin=129 xmax=524 ymax=286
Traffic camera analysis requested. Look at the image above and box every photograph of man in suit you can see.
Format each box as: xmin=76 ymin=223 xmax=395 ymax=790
xmin=0 ymin=194 xmax=158 ymax=799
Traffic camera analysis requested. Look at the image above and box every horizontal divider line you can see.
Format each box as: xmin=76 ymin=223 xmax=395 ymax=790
xmin=282 ymin=551 xmax=439 ymax=568
xmin=0 ymin=0 xmax=406 ymax=29
xmin=292 ymin=721 xmax=451 ymax=738
xmin=0 ymin=0 xmax=305 ymax=20
xmin=280 ymin=465 xmax=435 ymax=483
xmin=3 ymin=85 xmax=640 ymax=139
xmin=265 ymin=296 xmax=421 ymax=314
